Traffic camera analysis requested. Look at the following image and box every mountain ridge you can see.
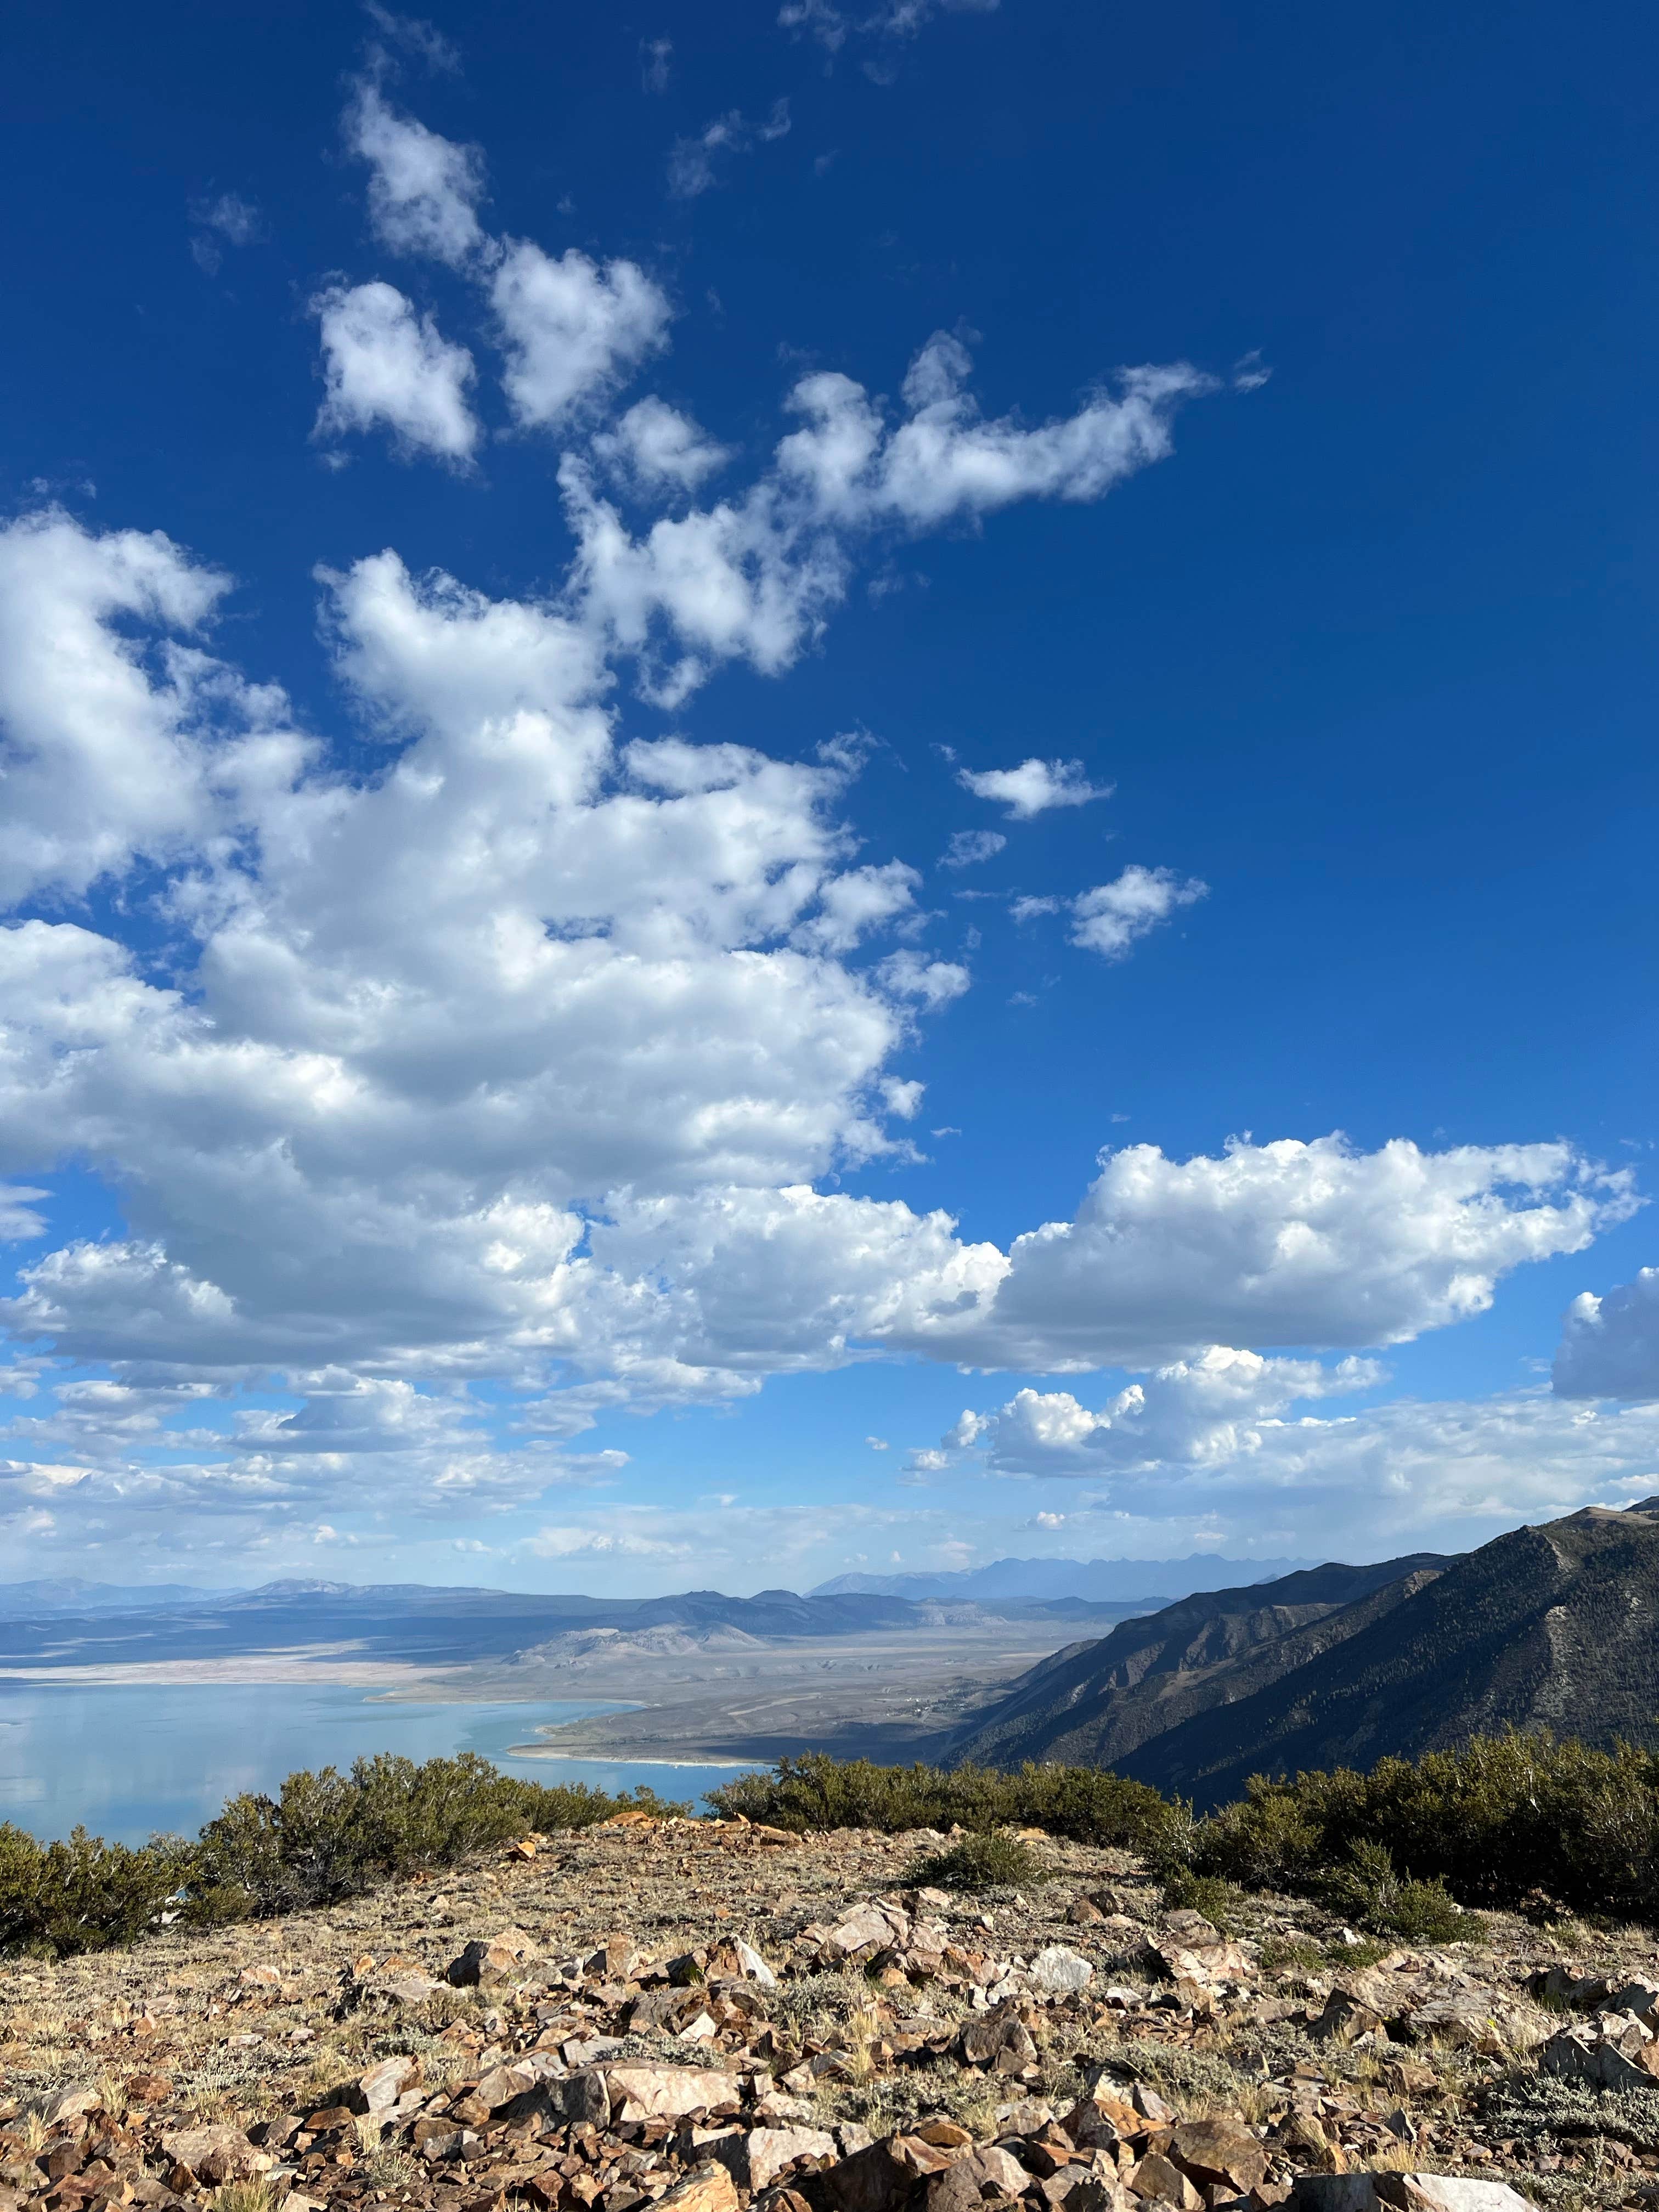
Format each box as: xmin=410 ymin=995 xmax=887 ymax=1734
xmin=812 ymin=1553 xmax=1317 ymax=1603
xmin=951 ymin=1503 xmax=1659 ymax=1807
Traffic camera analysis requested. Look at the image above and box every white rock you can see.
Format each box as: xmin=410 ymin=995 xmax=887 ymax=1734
xmin=1029 ymin=1945 xmax=1094 ymax=1996
xmin=732 ymin=1937 xmax=778 ymax=1987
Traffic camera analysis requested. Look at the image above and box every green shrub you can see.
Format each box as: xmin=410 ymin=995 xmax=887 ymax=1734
xmin=0 ymin=1757 xmax=684 ymax=1960
xmin=705 ymin=1753 xmax=1173 ymax=1850
xmin=1160 ymin=1865 xmax=1238 ymax=1931
xmin=1259 ymin=1933 xmax=1324 ymax=1972
xmin=1192 ymin=1732 xmax=1659 ymax=1920
xmin=1384 ymin=1878 xmax=1485 ymax=1944
xmin=0 ymin=1822 xmax=193 ymax=1958
xmin=912 ymin=1831 xmax=1045 ymax=1891
xmin=1190 ymin=1779 xmax=1323 ymax=1891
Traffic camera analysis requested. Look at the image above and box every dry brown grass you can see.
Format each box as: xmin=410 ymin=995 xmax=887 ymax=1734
xmin=209 ymin=2183 xmax=280 ymax=2212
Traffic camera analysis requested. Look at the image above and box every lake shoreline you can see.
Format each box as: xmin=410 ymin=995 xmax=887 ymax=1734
xmin=0 ymin=1681 xmax=752 ymax=1847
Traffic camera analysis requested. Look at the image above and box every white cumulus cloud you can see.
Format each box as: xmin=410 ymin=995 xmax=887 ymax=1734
xmin=957 ymin=755 xmax=1111 ymax=818
xmin=347 ymin=82 xmax=487 ymax=267
xmin=889 ymin=1136 xmax=1637 ymax=1370
xmin=1554 ymin=1268 xmax=1659 ymax=1400
xmin=312 ymin=281 xmax=479 ymax=462
xmin=593 ymin=398 xmax=731 ymax=493
xmin=492 ymin=242 xmax=673 ymax=431
xmin=1069 ymin=864 xmax=1207 ymax=958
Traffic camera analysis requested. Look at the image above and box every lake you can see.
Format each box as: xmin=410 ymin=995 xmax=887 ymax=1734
xmin=0 ymin=1682 xmax=761 ymax=1846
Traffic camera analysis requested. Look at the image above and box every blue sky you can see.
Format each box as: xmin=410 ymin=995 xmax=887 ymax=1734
xmin=0 ymin=0 xmax=1656 ymax=1593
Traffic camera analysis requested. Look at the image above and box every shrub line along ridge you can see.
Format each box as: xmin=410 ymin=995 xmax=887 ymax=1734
xmin=4 ymin=1732 xmax=1654 ymax=1962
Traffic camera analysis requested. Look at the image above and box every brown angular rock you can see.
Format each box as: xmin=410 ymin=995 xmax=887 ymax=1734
xmin=159 ymin=2125 xmax=270 ymax=2186
xmin=1539 ymin=2021 xmax=1659 ymax=2091
xmin=353 ymin=2054 xmax=421 ymax=2113
xmin=923 ymin=2151 xmax=1036 ymax=2212
xmin=448 ymin=1927 xmax=539 ymax=1986
xmin=1310 ymin=1990 xmax=1390 ymax=2045
xmin=912 ymin=2121 xmax=974 ymax=2151
xmin=652 ymin=2162 xmax=741 ymax=2212
xmin=1167 ymin=2118 xmax=1267 ymax=2194
xmin=819 ymin=2138 xmax=921 ymax=2212
xmin=718 ymin=2127 xmax=840 ymax=2191
xmin=1064 ymin=2090 xmax=1139 ymax=2149
xmin=1128 ymin=2087 xmax=1175 ymax=2126
xmin=1123 ymin=2153 xmax=1201 ymax=2210
xmin=1276 ymin=2114 xmax=1344 ymax=2175
xmin=604 ymin=2064 xmax=742 ymax=2123
xmin=41 ymin=2088 xmax=101 ymax=2125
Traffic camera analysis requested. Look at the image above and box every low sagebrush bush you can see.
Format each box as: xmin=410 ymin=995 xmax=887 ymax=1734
xmin=706 ymin=1752 xmax=1172 ymax=1850
xmin=912 ymin=1830 xmax=1045 ymax=1891
xmin=1160 ymin=1865 xmax=1239 ymax=1931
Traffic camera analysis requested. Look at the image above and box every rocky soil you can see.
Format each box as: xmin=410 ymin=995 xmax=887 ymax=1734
xmin=5 ymin=1815 xmax=1659 ymax=2212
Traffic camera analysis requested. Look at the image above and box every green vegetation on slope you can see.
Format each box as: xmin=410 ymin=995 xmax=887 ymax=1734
xmin=0 ymin=1752 xmax=682 ymax=1959
xmin=11 ymin=1729 xmax=1659 ymax=1961
xmin=707 ymin=1752 xmax=1171 ymax=1850
xmin=712 ymin=1734 xmax=1659 ymax=1925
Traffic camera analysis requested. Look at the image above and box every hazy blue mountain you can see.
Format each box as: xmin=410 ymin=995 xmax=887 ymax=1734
xmin=0 ymin=1578 xmax=244 ymax=1615
xmin=811 ymin=1555 xmax=1316 ymax=1604
xmin=0 ymin=1578 xmax=1145 ymax=1672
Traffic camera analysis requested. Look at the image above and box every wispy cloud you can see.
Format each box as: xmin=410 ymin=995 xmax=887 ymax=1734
xmin=188 ymin=191 xmax=263 ymax=274
xmin=668 ymin=101 xmax=792 ymax=199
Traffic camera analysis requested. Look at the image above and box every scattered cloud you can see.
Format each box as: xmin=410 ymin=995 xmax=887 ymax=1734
xmin=347 ymin=82 xmax=487 ymax=267
xmin=1069 ymin=865 xmax=1207 ymax=958
xmin=363 ymin=4 xmax=461 ymax=74
xmin=878 ymin=1136 xmax=1638 ymax=1372
xmin=0 ymin=509 xmax=261 ymax=905
xmin=561 ymin=332 xmax=1213 ymax=700
xmin=946 ymin=1367 xmax=1659 ymax=1557
xmin=592 ymin=398 xmax=731 ymax=493
xmin=189 ymin=192 xmax=263 ymax=274
xmin=958 ymin=755 xmax=1112 ymax=819
xmin=950 ymin=1347 xmax=1384 ymax=1475
xmin=640 ymin=38 xmax=673 ymax=93
xmin=312 ymin=281 xmax=479 ymax=462
xmin=668 ymin=102 xmax=792 ymax=200
xmin=780 ymin=0 xmax=998 ymax=70
xmin=492 ymin=245 xmax=673 ymax=430
xmin=940 ymin=829 xmax=1005 ymax=868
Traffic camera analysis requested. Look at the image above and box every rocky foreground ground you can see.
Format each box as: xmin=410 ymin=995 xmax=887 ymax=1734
xmin=5 ymin=1815 xmax=1659 ymax=2212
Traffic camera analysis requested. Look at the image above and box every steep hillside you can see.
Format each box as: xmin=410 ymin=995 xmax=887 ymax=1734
xmin=950 ymin=1553 xmax=1448 ymax=1774
xmin=1111 ymin=1503 xmax=1659 ymax=1805
xmin=956 ymin=1504 xmax=1659 ymax=1810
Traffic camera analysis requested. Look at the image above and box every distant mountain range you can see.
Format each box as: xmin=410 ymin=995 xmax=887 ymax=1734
xmin=0 ymin=1577 xmax=245 ymax=1613
xmin=951 ymin=1500 xmax=1659 ymax=1805
xmin=0 ymin=1558 xmax=1313 ymax=1622
xmin=0 ymin=1575 xmax=1152 ymax=1671
xmin=812 ymin=1554 xmax=1316 ymax=1604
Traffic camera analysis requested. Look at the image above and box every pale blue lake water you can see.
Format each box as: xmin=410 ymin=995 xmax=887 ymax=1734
xmin=0 ymin=1682 xmax=760 ymax=1846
